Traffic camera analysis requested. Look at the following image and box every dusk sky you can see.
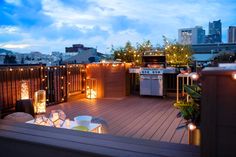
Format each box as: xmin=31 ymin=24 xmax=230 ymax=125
xmin=0 ymin=0 xmax=236 ymax=54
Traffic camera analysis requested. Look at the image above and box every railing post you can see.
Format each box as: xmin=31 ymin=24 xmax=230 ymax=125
xmin=65 ymin=64 xmax=69 ymax=102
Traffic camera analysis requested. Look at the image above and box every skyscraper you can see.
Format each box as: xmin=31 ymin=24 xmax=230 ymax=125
xmin=178 ymin=26 xmax=205 ymax=45
xmin=228 ymin=26 xmax=236 ymax=43
xmin=206 ymin=20 xmax=222 ymax=43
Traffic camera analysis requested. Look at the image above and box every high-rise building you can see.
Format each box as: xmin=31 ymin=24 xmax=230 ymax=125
xmin=206 ymin=20 xmax=222 ymax=43
xmin=178 ymin=26 xmax=205 ymax=45
xmin=228 ymin=26 xmax=236 ymax=43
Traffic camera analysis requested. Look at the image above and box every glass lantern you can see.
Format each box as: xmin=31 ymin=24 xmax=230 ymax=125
xmin=86 ymin=78 xmax=97 ymax=99
xmin=20 ymin=80 xmax=30 ymax=100
xmin=34 ymin=115 xmax=52 ymax=126
xmin=34 ymin=90 xmax=46 ymax=114
xmin=49 ymin=110 xmax=66 ymax=128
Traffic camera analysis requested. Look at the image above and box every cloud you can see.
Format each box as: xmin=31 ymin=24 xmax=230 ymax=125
xmin=1 ymin=43 xmax=30 ymax=49
xmin=0 ymin=0 xmax=236 ymax=53
xmin=4 ymin=0 xmax=22 ymax=6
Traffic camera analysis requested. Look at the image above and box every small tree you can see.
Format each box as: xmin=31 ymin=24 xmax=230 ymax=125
xmin=113 ymin=40 xmax=154 ymax=66
xmin=163 ymin=36 xmax=193 ymax=66
xmin=214 ymin=52 xmax=236 ymax=63
xmin=113 ymin=41 xmax=136 ymax=63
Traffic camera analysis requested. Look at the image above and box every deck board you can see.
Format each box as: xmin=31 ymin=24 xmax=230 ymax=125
xmin=46 ymin=96 xmax=188 ymax=144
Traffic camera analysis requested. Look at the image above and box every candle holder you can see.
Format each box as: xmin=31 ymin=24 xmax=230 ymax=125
xmin=34 ymin=115 xmax=52 ymax=126
xmin=20 ymin=80 xmax=30 ymax=100
xmin=86 ymin=78 xmax=97 ymax=99
xmin=34 ymin=90 xmax=46 ymax=114
xmin=49 ymin=110 xmax=66 ymax=128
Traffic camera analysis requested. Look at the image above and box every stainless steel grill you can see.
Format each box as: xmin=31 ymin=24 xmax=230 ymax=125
xmin=140 ymin=68 xmax=164 ymax=96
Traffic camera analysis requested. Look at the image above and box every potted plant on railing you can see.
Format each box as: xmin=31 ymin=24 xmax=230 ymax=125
xmin=174 ymin=84 xmax=201 ymax=145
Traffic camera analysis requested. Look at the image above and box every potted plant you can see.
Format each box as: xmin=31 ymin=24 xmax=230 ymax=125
xmin=174 ymin=84 xmax=201 ymax=145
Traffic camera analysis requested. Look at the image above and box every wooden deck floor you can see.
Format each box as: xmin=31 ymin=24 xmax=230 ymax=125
xmin=46 ymin=96 xmax=188 ymax=144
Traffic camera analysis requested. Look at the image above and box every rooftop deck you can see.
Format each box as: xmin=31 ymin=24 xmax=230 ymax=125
xmin=46 ymin=96 xmax=188 ymax=144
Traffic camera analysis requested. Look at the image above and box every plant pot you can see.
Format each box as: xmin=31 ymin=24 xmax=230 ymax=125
xmin=188 ymin=127 xmax=201 ymax=146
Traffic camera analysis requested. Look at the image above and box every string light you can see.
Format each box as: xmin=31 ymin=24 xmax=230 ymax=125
xmin=9 ymin=68 xmax=13 ymax=71
xmin=30 ymin=68 xmax=34 ymax=71
xmin=20 ymin=68 xmax=23 ymax=71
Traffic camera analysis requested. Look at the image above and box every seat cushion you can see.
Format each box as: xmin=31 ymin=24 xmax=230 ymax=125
xmin=4 ymin=112 xmax=34 ymax=122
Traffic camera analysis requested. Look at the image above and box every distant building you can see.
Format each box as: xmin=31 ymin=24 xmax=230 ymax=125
xmin=65 ymin=44 xmax=96 ymax=54
xmin=64 ymin=44 xmax=100 ymax=63
xmin=205 ymin=20 xmax=222 ymax=43
xmin=178 ymin=26 xmax=205 ymax=45
xmin=228 ymin=26 xmax=236 ymax=43
xmin=191 ymin=43 xmax=236 ymax=54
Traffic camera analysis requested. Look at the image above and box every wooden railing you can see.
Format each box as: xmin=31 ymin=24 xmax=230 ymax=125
xmin=0 ymin=120 xmax=200 ymax=157
xmin=0 ymin=64 xmax=86 ymax=116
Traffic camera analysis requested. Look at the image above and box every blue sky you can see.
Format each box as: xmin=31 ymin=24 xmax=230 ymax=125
xmin=0 ymin=0 xmax=236 ymax=54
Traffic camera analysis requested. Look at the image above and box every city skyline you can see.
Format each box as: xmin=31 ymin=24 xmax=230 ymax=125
xmin=0 ymin=0 xmax=236 ymax=54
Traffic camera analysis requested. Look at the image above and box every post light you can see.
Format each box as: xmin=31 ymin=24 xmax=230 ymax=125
xmin=190 ymin=72 xmax=199 ymax=80
xmin=34 ymin=90 xmax=46 ymax=114
xmin=188 ymin=123 xmax=196 ymax=131
xmin=188 ymin=123 xmax=200 ymax=146
xmin=86 ymin=78 xmax=97 ymax=99
xmin=20 ymin=80 xmax=30 ymax=100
